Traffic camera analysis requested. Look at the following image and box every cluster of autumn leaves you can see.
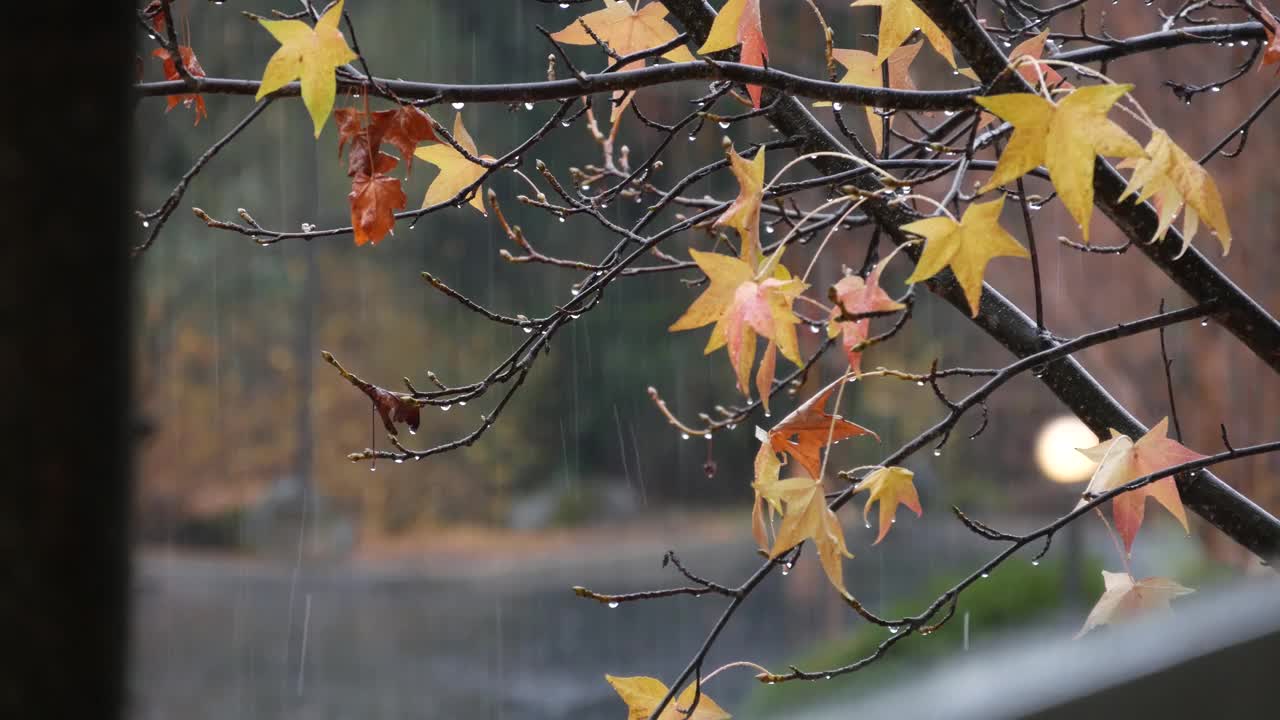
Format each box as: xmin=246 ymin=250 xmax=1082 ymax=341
xmin=144 ymin=0 xmax=1262 ymax=715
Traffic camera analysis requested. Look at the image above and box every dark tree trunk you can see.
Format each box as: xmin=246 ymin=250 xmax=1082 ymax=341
xmin=0 ymin=3 xmax=134 ymax=719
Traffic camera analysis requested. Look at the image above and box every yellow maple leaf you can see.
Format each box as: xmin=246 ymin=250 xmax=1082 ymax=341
xmin=816 ymin=42 xmax=921 ymax=153
xmin=854 ymin=466 xmax=922 ymax=544
xmin=1118 ymin=129 xmax=1231 ymax=256
xmin=851 ymin=0 xmax=955 ymax=68
xmin=552 ymin=1 xmax=694 ymax=61
xmin=604 ymin=674 xmax=731 ymax=720
xmin=552 ymin=1 xmax=695 ymax=123
xmin=972 ymin=30 xmax=1071 ymax=130
xmin=751 ymin=437 xmax=783 ymax=551
xmin=254 ymin=0 xmax=358 ymax=137
xmin=697 ymin=0 xmax=769 ymax=107
xmin=714 ymin=146 xmax=766 ymax=266
xmin=761 ymin=475 xmax=854 ymax=596
xmin=902 ymin=196 xmax=1029 ymax=317
xmin=668 ymin=250 xmax=805 ymax=397
xmin=413 ymin=114 xmax=491 ymax=215
xmin=975 ymin=85 xmax=1146 ymax=241
xmin=1076 ymin=572 xmax=1193 ymax=638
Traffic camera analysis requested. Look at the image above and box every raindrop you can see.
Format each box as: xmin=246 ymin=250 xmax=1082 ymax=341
xmin=980 ymin=572 xmax=989 ymax=578
xmin=767 ymin=681 xmax=776 ymax=686
xmin=726 ymin=423 xmax=737 ymax=430
xmin=408 ymin=428 xmax=416 ymax=435
xmin=523 ymin=326 xmax=533 ymax=334
xmin=581 ymin=183 xmax=591 ymax=191
xmin=933 ymin=449 xmax=941 ymax=457
xmin=571 ymin=288 xmax=580 ymax=296
xmin=607 ymin=601 xmax=619 ymax=608
xmin=141 ymin=220 xmax=150 ymax=228
xmin=394 ymin=458 xmax=404 ymax=464
xmin=524 ymin=102 xmax=535 ymax=110
xmin=441 ymin=404 xmax=452 ymax=412
xmin=865 ymin=522 xmax=872 ymax=529
xmin=916 ymin=380 xmax=925 ymax=387
xmin=824 ymin=674 xmax=832 ymax=680
xmin=558 ymin=215 xmax=566 ymax=223
xmin=944 ymin=110 xmax=956 ymax=117
xmin=810 ymin=325 xmax=820 ymax=334
xmin=888 ymin=625 xmax=900 ymax=633
xmin=688 ymin=134 xmax=697 ymax=142
xmin=703 ymin=433 xmax=712 ymax=440
xmin=1031 ymin=560 xmax=1039 ymax=567
xmin=681 ymin=433 xmax=691 ymax=440
xmin=559 ymin=2 xmax=570 ymax=7
xmin=718 ymin=121 xmax=730 ymax=129
xmin=832 ymin=102 xmax=843 ymax=111
xmin=451 ymin=102 xmax=465 ymax=110
xmin=370 ymin=465 xmax=376 ymax=472
xmin=1211 ymin=86 xmax=1222 ymax=93
xmin=1201 ymin=319 xmax=1209 ymax=327
xmin=459 ymin=401 xmax=467 ymax=406
xmin=561 ymin=120 xmax=572 ymax=127
xmin=570 ymin=313 xmax=581 ymax=320
xmin=765 ymin=225 xmax=775 ymax=234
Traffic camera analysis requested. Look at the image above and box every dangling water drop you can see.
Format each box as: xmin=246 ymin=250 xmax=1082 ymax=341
xmin=718 ymin=121 xmax=730 ymax=129
xmin=832 ymin=102 xmax=843 ymax=111
xmin=524 ymin=102 xmax=535 ymax=110
xmin=607 ymin=601 xmax=619 ymax=608
xmin=441 ymin=404 xmax=452 ymax=412
xmin=888 ymin=625 xmax=899 ymax=633
xmin=451 ymin=102 xmax=465 ymax=110
xmin=681 ymin=432 xmax=690 ymax=440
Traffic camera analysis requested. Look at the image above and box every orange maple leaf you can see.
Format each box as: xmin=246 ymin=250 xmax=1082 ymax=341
xmin=152 ymin=46 xmax=207 ymax=125
xmin=699 ymin=0 xmax=769 ymax=108
xmin=349 ymin=152 xmax=407 ymax=247
xmin=826 ymin=258 xmax=905 ymax=373
xmin=1077 ymin=417 xmax=1205 ymax=554
xmin=768 ymin=376 xmax=877 ymax=477
xmin=336 ymin=106 xmax=435 ymax=246
xmin=1259 ymin=4 xmax=1280 ymax=72
xmin=336 ymin=105 xmax=437 ymax=175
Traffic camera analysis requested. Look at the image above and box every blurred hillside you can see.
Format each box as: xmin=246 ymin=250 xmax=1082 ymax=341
xmin=133 ymin=1 xmax=1279 ymax=559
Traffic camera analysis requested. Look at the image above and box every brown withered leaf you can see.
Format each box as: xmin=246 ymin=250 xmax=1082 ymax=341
xmin=336 ymin=105 xmax=438 ymax=175
xmin=349 ymin=152 xmax=408 ymax=247
xmin=324 ymin=351 xmax=421 ymax=435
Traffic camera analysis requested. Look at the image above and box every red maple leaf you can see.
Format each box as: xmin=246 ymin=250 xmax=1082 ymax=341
xmin=152 ymin=46 xmax=207 ymax=125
